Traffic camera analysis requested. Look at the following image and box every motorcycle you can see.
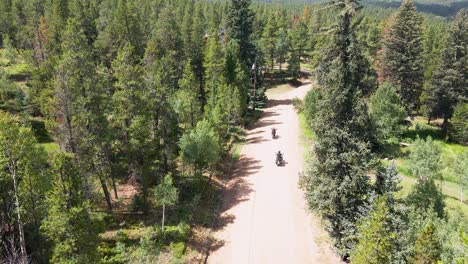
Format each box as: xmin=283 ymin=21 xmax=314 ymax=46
xmin=271 ymin=128 xmax=277 ymax=139
xmin=275 ymin=151 xmax=283 ymax=166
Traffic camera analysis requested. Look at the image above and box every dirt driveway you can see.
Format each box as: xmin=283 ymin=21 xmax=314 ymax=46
xmin=207 ymin=83 xmax=341 ymax=264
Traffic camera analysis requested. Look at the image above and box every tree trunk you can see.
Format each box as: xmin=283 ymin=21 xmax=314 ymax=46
xmin=442 ymin=114 xmax=449 ymax=139
xmin=98 ymin=174 xmax=113 ymax=211
xmin=461 ymin=189 xmax=464 ymax=203
xmin=111 ymin=172 xmax=118 ymax=200
xmin=162 ymin=204 xmax=166 ymax=234
xmin=11 ymin=162 xmax=27 ymax=263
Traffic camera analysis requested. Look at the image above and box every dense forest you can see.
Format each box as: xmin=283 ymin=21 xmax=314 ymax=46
xmin=0 ymin=0 xmax=466 ymax=263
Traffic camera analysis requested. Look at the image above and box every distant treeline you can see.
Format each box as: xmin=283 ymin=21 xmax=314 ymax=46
xmin=363 ymin=0 xmax=468 ymax=17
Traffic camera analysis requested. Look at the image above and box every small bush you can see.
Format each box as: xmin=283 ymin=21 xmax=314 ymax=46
xmin=291 ymin=97 xmax=303 ymax=112
xmin=169 ymin=242 xmax=185 ymax=259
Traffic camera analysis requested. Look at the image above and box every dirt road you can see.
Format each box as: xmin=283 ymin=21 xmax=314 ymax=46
xmin=208 ymin=83 xmax=341 ymax=264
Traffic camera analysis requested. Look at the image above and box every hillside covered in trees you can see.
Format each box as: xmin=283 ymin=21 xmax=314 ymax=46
xmin=0 ymin=0 xmax=467 ymax=263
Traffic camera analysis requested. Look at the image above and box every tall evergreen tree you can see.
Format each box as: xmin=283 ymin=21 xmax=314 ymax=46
xmin=52 ymin=18 xmax=114 ymax=211
xmin=380 ymin=0 xmax=424 ymax=115
xmin=300 ymin=0 xmax=375 ymax=258
xmin=411 ymin=223 xmax=441 ymax=264
xmin=260 ymin=14 xmax=278 ymax=74
xmin=351 ymin=196 xmax=397 ymax=264
xmin=41 ymin=152 xmax=100 ymax=264
xmin=226 ymin=0 xmax=255 ymax=67
xmin=449 ymin=102 xmax=468 ymax=144
xmin=426 ymin=9 xmax=468 ymax=134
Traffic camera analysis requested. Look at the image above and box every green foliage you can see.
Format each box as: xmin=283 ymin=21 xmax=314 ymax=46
xmin=261 ymin=14 xmax=278 ymax=72
xmin=41 ymin=152 xmax=101 ymax=264
xmin=411 ymin=223 xmax=441 ymax=264
xmin=426 ymin=9 xmax=468 ymax=133
xmin=287 ymin=52 xmax=300 ymax=79
xmin=369 ymin=83 xmax=406 ymax=144
xmin=153 ymin=175 xmax=178 ymax=209
xmin=0 ymin=70 xmax=25 ymax=112
xmin=454 ymin=151 xmax=468 ymax=201
xmin=351 ymin=196 xmax=397 ymax=264
xmin=449 ymin=102 xmax=468 ymax=145
xmin=0 ymin=111 xmax=50 ymax=260
xmin=2 ymin=34 xmax=16 ymax=63
xmin=179 ymin=120 xmax=221 ymax=175
xmin=375 ymin=163 xmax=401 ymax=199
xmin=300 ymin=0 xmax=376 ymax=258
xmin=173 ymin=62 xmax=203 ymax=130
xmin=302 ymin=88 xmax=322 ymax=124
xmin=406 ymin=137 xmax=445 ymax=217
xmin=380 ymin=0 xmax=424 ymax=115
xmin=408 ymin=136 xmax=441 ymax=181
xmin=226 ymin=0 xmax=255 ymax=66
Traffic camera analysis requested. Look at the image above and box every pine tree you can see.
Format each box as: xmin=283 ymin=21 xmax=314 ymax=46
xmin=261 ymin=14 xmax=278 ymax=74
xmin=44 ymin=0 xmax=69 ymax=56
xmin=173 ymin=62 xmax=203 ymax=130
xmin=380 ymin=0 xmax=424 ymax=115
xmin=299 ymin=0 xmax=376 ymax=258
xmin=375 ymin=163 xmax=401 ymax=200
xmin=288 ymin=51 xmax=300 ymax=79
xmin=449 ymin=102 xmax=467 ymax=144
xmin=351 ymin=196 xmax=397 ymax=264
xmin=53 ymin=18 xmax=114 ymax=211
xmin=52 ymin=18 xmax=94 ymax=154
xmin=204 ymin=33 xmax=225 ymax=112
xmin=276 ymin=27 xmax=290 ymax=72
xmin=290 ymin=19 xmax=308 ymax=66
xmin=426 ymin=9 xmax=468 ymax=135
xmin=226 ymin=0 xmax=255 ymax=67
xmin=41 ymin=152 xmax=100 ymax=264
xmin=224 ymin=41 xmax=249 ymax=114
xmin=411 ymin=223 xmax=441 ymax=264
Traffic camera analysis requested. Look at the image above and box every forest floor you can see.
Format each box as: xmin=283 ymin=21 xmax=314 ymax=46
xmin=206 ymin=81 xmax=341 ymax=264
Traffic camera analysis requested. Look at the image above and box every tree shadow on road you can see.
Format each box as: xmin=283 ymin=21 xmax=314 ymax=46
xmin=253 ymin=119 xmax=282 ymax=129
xmin=245 ymin=136 xmax=269 ymax=144
xmin=220 ymin=156 xmax=261 ymax=214
xmin=267 ymin=99 xmax=292 ymax=107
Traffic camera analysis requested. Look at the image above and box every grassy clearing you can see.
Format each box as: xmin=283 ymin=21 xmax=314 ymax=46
xmin=386 ymin=118 xmax=467 ymax=184
xmin=382 ymin=117 xmax=468 ymax=216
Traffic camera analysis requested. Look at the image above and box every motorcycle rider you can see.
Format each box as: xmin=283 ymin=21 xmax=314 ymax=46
xmin=271 ymin=127 xmax=277 ymax=139
xmin=276 ymin=150 xmax=283 ymax=165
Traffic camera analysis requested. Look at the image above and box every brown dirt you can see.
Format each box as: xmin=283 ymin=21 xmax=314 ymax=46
xmin=207 ymin=83 xmax=341 ymax=264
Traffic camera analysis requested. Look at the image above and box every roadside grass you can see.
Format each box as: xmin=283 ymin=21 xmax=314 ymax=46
xmin=298 ymin=112 xmax=316 ymax=141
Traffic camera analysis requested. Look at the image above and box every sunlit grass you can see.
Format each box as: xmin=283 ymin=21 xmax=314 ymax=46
xmin=40 ymin=142 xmax=60 ymax=153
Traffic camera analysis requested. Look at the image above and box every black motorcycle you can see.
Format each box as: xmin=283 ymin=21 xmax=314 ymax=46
xmin=271 ymin=128 xmax=277 ymax=139
xmin=275 ymin=151 xmax=283 ymax=166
